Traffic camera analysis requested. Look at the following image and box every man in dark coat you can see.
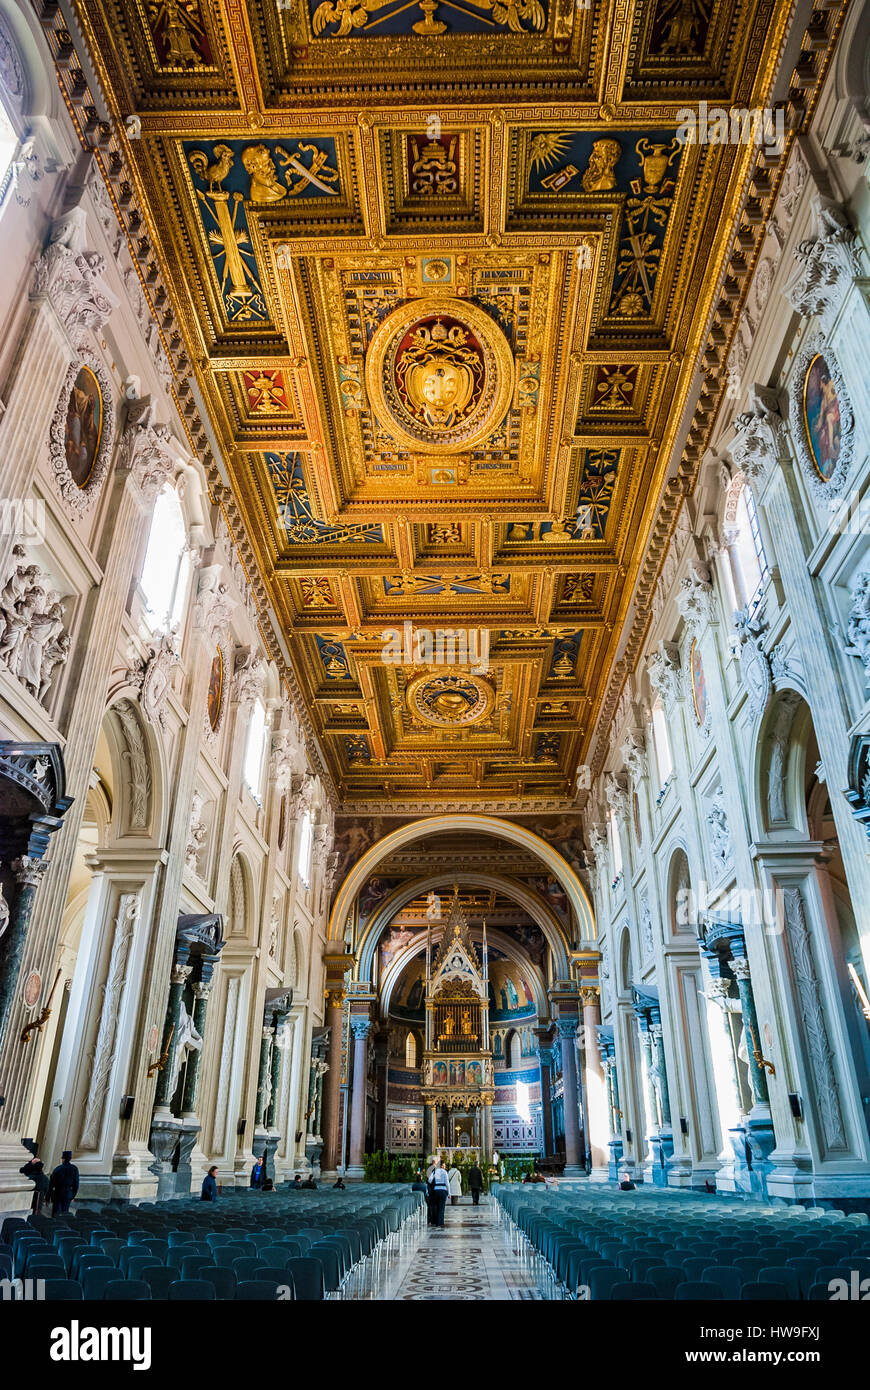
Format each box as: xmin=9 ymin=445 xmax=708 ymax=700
xmin=201 ymin=1165 xmax=219 ymax=1201
xmin=250 ymin=1152 xmax=266 ymax=1187
xmin=47 ymin=1151 xmax=79 ymax=1215
xmin=19 ymin=1157 xmax=50 ymax=1214
xmin=467 ymin=1161 xmax=484 ymax=1206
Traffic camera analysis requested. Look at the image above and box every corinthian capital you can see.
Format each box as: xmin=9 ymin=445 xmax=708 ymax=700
xmin=729 ymin=384 xmax=789 ymax=489
xmin=232 ymin=648 xmax=267 ymax=708
xmin=119 ymin=396 xmax=179 ymax=506
xmin=620 ymin=728 xmax=648 ymax=788
xmin=783 ymin=195 xmax=863 ymax=332
xmin=647 ymin=640 xmax=683 ymax=707
xmin=31 ymin=206 xmax=119 ymax=347
xmin=604 ymin=771 xmax=630 ymax=820
xmin=193 ymin=564 xmax=237 ymax=647
xmin=675 ymin=563 xmax=716 ymax=636
xmin=270 ymin=722 xmax=304 ymax=791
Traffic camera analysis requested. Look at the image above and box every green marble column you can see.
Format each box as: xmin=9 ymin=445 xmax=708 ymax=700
xmin=255 ymin=1024 xmax=274 ymax=1130
xmin=180 ymin=977 xmax=212 ymax=1116
xmin=0 ymin=857 xmax=48 ymax=1052
xmin=154 ymin=959 xmax=192 ymax=1112
xmin=732 ymin=953 xmax=770 ymax=1106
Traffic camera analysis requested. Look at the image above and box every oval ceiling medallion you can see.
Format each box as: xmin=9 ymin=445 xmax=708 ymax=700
xmin=365 ymin=297 xmax=514 ymax=454
xmin=406 ymin=671 xmax=495 ymax=727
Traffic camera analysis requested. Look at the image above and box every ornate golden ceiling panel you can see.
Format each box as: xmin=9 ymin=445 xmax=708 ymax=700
xmin=73 ymin=0 xmax=794 ymax=807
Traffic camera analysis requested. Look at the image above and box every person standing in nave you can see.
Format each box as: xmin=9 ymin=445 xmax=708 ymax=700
xmin=19 ymin=1156 xmax=50 ymax=1214
xmin=201 ymin=1164 xmax=219 ymax=1201
xmin=447 ymin=1161 xmax=462 ymax=1205
xmin=430 ymin=1159 xmax=449 ymax=1227
xmin=47 ymin=1150 xmax=79 ymax=1215
xmin=250 ymin=1151 xmax=266 ymax=1187
xmin=467 ymin=1160 xmax=483 ymax=1206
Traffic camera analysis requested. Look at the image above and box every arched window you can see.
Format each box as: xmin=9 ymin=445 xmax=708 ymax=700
xmin=139 ymin=484 xmax=192 ymax=633
xmin=0 ymin=92 xmax=19 ymax=201
xmin=242 ymin=698 xmax=268 ymax=803
xmin=732 ymin=483 xmax=769 ymax=609
xmin=651 ymin=698 xmax=673 ymax=786
xmin=504 ymin=1028 xmax=517 ymax=1070
xmin=405 ymin=1031 xmax=417 ymax=1069
xmin=297 ymin=809 xmax=313 ymax=886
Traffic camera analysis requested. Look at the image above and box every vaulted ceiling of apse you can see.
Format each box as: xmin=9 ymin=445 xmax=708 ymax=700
xmin=71 ymin=0 xmax=812 ymax=810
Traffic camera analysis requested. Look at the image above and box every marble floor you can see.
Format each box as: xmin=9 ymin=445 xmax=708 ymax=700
xmin=363 ymin=1197 xmax=547 ymax=1300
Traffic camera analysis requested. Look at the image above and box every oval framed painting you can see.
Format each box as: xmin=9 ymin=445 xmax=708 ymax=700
xmin=49 ymin=354 xmax=114 ymax=515
xmin=207 ymin=648 xmax=224 ymax=732
xmin=802 ymin=353 xmax=841 ymax=482
xmin=690 ymin=639 xmax=707 ymax=727
xmin=65 ymin=365 xmax=103 ymax=487
xmin=791 ymin=337 xmax=853 ymax=501
xmin=22 ymin=970 xmax=41 ymax=1009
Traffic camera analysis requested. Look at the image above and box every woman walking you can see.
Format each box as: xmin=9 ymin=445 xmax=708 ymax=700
xmin=447 ymin=1161 xmax=462 ymax=1205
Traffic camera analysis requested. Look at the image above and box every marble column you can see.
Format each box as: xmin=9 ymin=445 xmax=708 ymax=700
xmin=320 ymin=987 xmax=345 ymax=1175
xmin=153 ymin=958 xmax=192 ymax=1115
xmin=0 ymin=856 xmax=48 ymax=1052
xmin=423 ymin=1100 xmax=435 ymax=1161
xmin=267 ymin=1024 xmax=285 ymax=1131
xmin=649 ymin=1019 xmax=672 ymax=1126
xmin=730 ymin=953 xmax=770 ymax=1108
xmin=254 ymin=1025 xmax=274 ymax=1131
xmin=180 ymin=975 xmax=213 ymax=1117
xmin=556 ymin=1017 xmax=584 ymax=1176
xmin=346 ymin=1016 xmax=372 ymax=1179
xmin=537 ymin=1045 xmax=556 ymax=1158
xmin=581 ymin=986 xmax=609 ymax=1177
xmin=482 ymin=1102 xmax=494 ymax=1161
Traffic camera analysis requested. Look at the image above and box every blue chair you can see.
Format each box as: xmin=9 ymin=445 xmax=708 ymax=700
xmin=759 ymin=1266 xmax=799 ymax=1300
xmin=168 ymin=1280 xmax=216 ymax=1300
xmin=646 ymin=1266 xmax=685 ymax=1299
xmin=700 ymin=1266 xmax=743 ymax=1300
xmin=198 ymin=1266 xmax=236 ymax=1300
xmin=126 ymin=1255 xmax=157 ymax=1282
xmin=610 ymin=1282 xmax=658 ymax=1300
xmin=284 ymin=1257 xmax=324 ymax=1301
xmin=103 ymin=1279 xmax=152 ymax=1301
xmin=73 ymin=1251 xmax=114 ymax=1281
xmin=180 ymin=1254 xmax=212 ymax=1279
xmin=235 ymin=1280 xmax=283 ymax=1300
xmin=83 ymin=1267 xmax=118 ymax=1300
xmin=42 ymin=1278 xmax=84 ymax=1301
xmin=740 ymin=1282 xmax=789 ymax=1301
xmin=233 ymin=1256 xmax=268 ymax=1282
xmin=675 ymin=1282 xmax=724 ymax=1301
xmin=141 ymin=1266 xmax=175 ymax=1299
xmin=588 ymin=1266 xmax=622 ymax=1301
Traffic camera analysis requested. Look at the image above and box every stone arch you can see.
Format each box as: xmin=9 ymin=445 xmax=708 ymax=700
xmin=292 ymin=925 xmax=306 ymax=996
xmin=331 ymin=813 xmax=594 ymax=950
xmin=666 ymin=845 xmax=695 ymax=935
xmin=357 ymin=870 xmax=572 ymax=982
xmin=752 ymin=685 xmax=813 ymax=838
xmin=227 ymin=852 xmax=252 ymax=938
xmin=101 ymin=697 xmax=163 ymax=842
xmin=618 ymin=923 xmax=634 ymax=995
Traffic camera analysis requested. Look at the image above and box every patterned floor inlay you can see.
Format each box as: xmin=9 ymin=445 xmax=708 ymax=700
xmin=368 ymin=1198 xmax=547 ymax=1301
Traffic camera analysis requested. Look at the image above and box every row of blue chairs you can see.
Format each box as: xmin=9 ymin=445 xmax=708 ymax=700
xmin=2 ymin=1184 xmax=425 ymax=1300
xmin=494 ymin=1183 xmax=870 ymax=1301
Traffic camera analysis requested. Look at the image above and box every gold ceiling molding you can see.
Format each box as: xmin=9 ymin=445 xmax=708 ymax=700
xmin=58 ymin=0 xmax=837 ymax=811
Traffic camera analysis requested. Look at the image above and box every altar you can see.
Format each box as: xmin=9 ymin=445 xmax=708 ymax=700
xmin=419 ymin=888 xmax=495 ymax=1160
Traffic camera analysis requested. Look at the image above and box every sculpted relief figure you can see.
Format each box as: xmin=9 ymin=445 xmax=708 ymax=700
xmin=0 ymin=547 xmax=70 ymax=704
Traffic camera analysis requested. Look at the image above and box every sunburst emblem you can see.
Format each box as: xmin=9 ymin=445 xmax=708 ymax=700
xmin=529 ymin=132 xmax=571 ymax=172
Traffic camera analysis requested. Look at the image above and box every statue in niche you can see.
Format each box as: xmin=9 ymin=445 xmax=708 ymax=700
xmin=461 ymin=1009 xmax=472 ymax=1035
xmin=173 ymin=1000 xmax=203 ymax=1084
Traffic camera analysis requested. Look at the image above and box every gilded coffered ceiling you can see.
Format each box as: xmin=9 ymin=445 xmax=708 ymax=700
xmin=71 ymin=0 xmax=800 ymax=808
